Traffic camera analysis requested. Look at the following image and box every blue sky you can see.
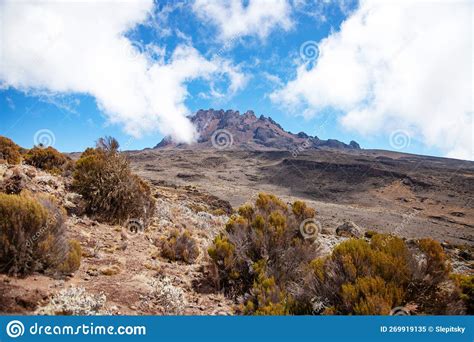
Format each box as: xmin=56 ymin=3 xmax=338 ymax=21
xmin=0 ymin=0 xmax=471 ymax=159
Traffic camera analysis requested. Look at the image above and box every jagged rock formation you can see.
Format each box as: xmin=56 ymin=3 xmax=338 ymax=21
xmin=155 ymin=109 xmax=360 ymax=151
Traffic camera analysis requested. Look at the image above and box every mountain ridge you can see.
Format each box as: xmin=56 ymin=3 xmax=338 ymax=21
xmin=155 ymin=109 xmax=360 ymax=151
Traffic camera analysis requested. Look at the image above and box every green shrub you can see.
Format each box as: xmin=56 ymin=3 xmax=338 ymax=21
xmin=72 ymin=137 xmax=155 ymax=226
xmin=0 ymin=193 xmax=81 ymax=276
xmin=241 ymin=260 xmax=291 ymax=315
xmin=159 ymin=229 xmax=199 ymax=264
xmin=24 ymin=146 xmax=69 ymax=174
xmin=341 ymin=276 xmax=403 ymax=315
xmin=208 ymin=193 xmax=319 ymax=312
xmin=0 ymin=136 xmax=21 ymax=164
xmin=306 ymin=235 xmax=452 ymax=315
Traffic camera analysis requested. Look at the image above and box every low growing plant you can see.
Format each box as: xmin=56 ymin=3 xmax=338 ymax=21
xmin=159 ymin=230 xmax=199 ymax=264
xmin=0 ymin=136 xmax=21 ymax=164
xmin=0 ymin=192 xmax=81 ymax=276
xmin=24 ymin=146 xmax=70 ymax=174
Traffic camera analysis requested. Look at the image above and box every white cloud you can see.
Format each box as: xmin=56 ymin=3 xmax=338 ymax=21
xmin=271 ymin=0 xmax=473 ymax=160
xmin=0 ymin=0 xmax=246 ymax=143
xmin=192 ymin=0 xmax=293 ymax=41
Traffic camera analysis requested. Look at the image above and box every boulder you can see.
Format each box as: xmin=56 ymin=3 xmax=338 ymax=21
xmin=1 ymin=167 xmax=27 ymax=194
xmin=336 ymin=221 xmax=363 ymax=238
xmin=63 ymin=192 xmax=86 ymax=216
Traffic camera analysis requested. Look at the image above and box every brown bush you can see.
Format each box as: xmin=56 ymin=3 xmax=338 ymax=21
xmin=455 ymin=274 xmax=474 ymax=314
xmin=306 ymin=234 xmax=453 ymax=315
xmin=208 ymin=193 xmax=319 ymax=313
xmin=0 ymin=192 xmax=81 ymax=276
xmin=416 ymin=238 xmax=451 ymax=282
xmin=159 ymin=230 xmax=199 ymax=264
xmin=0 ymin=136 xmax=21 ymax=164
xmin=24 ymin=146 xmax=70 ymax=174
xmin=58 ymin=240 xmax=82 ymax=274
xmin=72 ymin=137 xmax=155 ymax=226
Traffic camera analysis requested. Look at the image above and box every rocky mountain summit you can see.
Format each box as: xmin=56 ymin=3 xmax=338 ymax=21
xmin=155 ymin=109 xmax=360 ymax=151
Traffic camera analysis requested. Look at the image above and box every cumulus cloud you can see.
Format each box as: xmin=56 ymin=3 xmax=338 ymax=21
xmin=271 ymin=0 xmax=473 ymax=160
xmin=192 ymin=0 xmax=293 ymax=41
xmin=0 ymin=0 xmax=246 ymax=143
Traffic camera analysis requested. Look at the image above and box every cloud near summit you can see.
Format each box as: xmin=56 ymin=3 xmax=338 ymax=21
xmin=0 ymin=0 xmax=246 ymax=143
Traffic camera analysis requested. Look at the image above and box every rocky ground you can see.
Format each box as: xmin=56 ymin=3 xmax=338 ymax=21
xmin=0 ymin=157 xmax=472 ymax=315
xmin=129 ymin=148 xmax=474 ymax=245
xmin=0 ymin=164 xmax=235 ymax=315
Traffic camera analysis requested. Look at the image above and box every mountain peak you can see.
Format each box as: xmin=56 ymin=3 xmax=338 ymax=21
xmin=155 ymin=109 xmax=360 ymax=151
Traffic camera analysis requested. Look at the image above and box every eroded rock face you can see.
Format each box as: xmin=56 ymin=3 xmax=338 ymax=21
xmin=336 ymin=221 xmax=363 ymax=238
xmin=155 ymin=109 xmax=361 ymax=151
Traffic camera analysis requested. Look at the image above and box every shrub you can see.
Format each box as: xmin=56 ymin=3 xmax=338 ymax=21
xmin=24 ymin=146 xmax=69 ymax=174
xmin=100 ymin=265 xmax=121 ymax=276
xmin=0 ymin=193 xmax=81 ymax=276
xmin=341 ymin=276 xmax=403 ymax=315
xmin=0 ymin=136 xmax=21 ymax=164
xmin=150 ymin=276 xmax=186 ymax=315
xmin=456 ymin=275 xmax=474 ymax=314
xmin=36 ymin=287 xmax=108 ymax=315
xmin=72 ymin=137 xmax=155 ymax=226
xmin=241 ymin=261 xmax=291 ymax=315
xmin=159 ymin=230 xmax=199 ymax=264
xmin=305 ymin=234 xmax=452 ymax=315
xmin=59 ymin=240 xmax=82 ymax=274
xmin=416 ymin=238 xmax=451 ymax=282
xmin=208 ymin=193 xmax=319 ymax=312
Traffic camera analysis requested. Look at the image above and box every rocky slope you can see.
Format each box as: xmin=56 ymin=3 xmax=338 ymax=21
xmin=0 ymin=162 xmax=471 ymax=315
xmin=130 ymin=147 xmax=474 ymax=245
xmin=155 ymin=109 xmax=360 ymax=151
xmin=0 ymin=164 xmax=234 ymax=315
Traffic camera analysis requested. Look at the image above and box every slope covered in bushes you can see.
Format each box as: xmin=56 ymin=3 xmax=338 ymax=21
xmin=208 ymin=193 xmax=472 ymax=315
